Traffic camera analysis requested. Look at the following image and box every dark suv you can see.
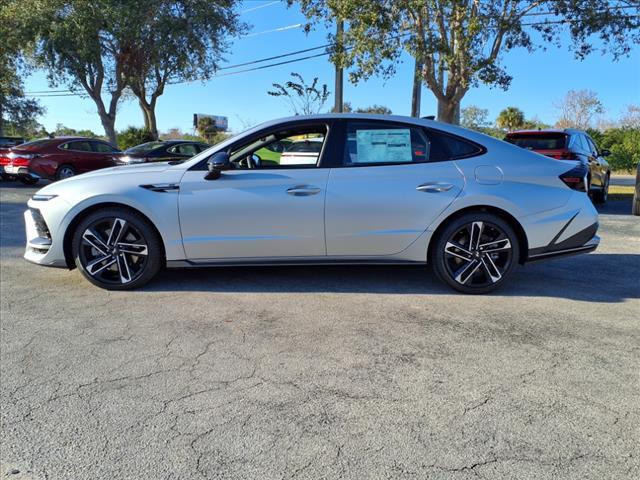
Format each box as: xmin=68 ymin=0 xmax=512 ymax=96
xmin=505 ymin=129 xmax=611 ymax=203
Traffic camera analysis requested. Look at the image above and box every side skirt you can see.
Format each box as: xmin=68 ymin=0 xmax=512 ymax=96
xmin=166 ymin=257 xmax=426 ymax=268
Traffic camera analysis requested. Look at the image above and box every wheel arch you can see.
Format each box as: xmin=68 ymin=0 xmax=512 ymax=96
xmin=427 ymin=205 xmax=529 ymax=265
xmin=62 ymin=202 xmax=166 ymax=269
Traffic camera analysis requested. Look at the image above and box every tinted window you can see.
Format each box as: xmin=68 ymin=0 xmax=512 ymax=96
xmin=125 ymin=142 xmax=164 ymax=154
xmin=344 ymin=122 xmax=429 ymax=165
xmin=430 ymin=132 xmax=483 ymax=160
xmin=92 ymin=141 xmax=118 ymax=153
xmin=176 ymin=144 xmax=198 ymax=156
xmin=585 ymin=135 xmax=598 ymax=154
xmin=16 ymin=139 xmax=57 ymax=150
xmin=63 ymin=141 xmax=93 ymax=152
xmin=505 ymin=133 xmax=567 ymax=150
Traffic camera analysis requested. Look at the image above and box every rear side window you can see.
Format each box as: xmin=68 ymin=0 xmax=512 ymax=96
xmin=428 ymin=131 xmax=484 ymax=161
xmin=62 ymin=141 xmax=93 ymax=152
xmin=505 ymin=133 xmax=567 ymax=150
xmin=344 ymin=122 xmax=429 ymax=165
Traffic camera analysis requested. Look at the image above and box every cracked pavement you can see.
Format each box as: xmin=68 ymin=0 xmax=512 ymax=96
xmin=1 ymin=180 xmax=639 ymax=479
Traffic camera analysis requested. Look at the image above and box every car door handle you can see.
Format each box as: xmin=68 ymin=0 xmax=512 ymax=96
xmin=286 ymin=185 xmax=321 ymax=196
xmin=416 ymin=182 xmax=454 ymax=193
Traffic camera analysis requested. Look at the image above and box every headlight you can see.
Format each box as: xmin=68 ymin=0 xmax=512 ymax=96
xmin=31 ymin=194 xmax=58 ymax=201
xmin=119 ymin=156 xmax=145 ymax=164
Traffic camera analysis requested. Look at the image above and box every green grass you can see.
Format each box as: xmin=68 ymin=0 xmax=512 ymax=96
xmin=608 ymin=185 xmax=634 ymax=200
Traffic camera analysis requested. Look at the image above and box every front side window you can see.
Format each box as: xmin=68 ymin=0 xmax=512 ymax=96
xmin=168 ymin=143 xmax=199 ymax=156
xmin=92 ymin=141 xmax=118 ymax=153
xmin=230 ymin=125 xmax=327 ymax=169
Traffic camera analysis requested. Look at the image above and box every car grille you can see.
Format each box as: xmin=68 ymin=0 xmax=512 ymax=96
xmin=29 ymin=208 xmax=51 ymax=239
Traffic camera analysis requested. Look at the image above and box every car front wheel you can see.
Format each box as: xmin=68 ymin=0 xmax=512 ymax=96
xmin=430 ymin=213 xmax=520 ymax=294
xmin=72 ymin=208 xmax=163 ymax=290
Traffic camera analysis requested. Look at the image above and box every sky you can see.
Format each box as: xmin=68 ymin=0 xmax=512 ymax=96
xmin=23 ymin=0 xmax=640 ymax=136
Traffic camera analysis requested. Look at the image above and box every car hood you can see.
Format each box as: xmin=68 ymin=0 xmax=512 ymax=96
xmin=35 ymin=162 xmax=184 ymax=196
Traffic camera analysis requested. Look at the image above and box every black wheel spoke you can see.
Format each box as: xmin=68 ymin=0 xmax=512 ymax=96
xmin=443 ymin=220 xmax=513 ymax=289
xmin=79 ymin=216 xmax=148 ymax=285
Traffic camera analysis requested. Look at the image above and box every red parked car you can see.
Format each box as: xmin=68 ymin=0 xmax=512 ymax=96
xmin=0 ymin=137 xmax=120 ymax=185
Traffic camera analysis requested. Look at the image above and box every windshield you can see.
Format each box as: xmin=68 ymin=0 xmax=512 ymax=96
xmin=125 ymin=142 xmax=165 ymax=154
xmin=505 ymin=133 xmax=567 ymax=150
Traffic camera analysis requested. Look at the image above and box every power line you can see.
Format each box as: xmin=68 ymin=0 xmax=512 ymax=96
xmin=24 ymin=12 xmax=639 ymax=98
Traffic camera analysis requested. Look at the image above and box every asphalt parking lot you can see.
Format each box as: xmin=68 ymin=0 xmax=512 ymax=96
xmin=1 ymin=179 xmax=638 ymax=480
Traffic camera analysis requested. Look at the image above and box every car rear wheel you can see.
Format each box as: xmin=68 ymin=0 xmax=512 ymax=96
xmin=56 ymin=165 xmax=76 ymax=180
xmin=72 ymin=208 xmax=163 ymax=290
xmin=430 ymin=213 xmax=520 ymax=294
xmin=593 ymin=174 xmax=609 ymax=204
xmin=633 ymin=189 xmax=640 ymax=216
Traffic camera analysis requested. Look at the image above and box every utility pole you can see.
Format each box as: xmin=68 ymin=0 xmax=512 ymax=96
xmin=411 ymin=59 xmax=422 ymax=117
xmin=334 ymin=19 xmax=344 ymax=113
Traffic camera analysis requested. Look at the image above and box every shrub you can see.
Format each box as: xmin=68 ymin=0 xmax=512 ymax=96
xmin=117 ymin=126 xmax=155 ymax=150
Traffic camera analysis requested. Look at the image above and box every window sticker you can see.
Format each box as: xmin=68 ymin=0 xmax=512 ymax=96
xmin=355 ymin=129 xmax=412 ymax=163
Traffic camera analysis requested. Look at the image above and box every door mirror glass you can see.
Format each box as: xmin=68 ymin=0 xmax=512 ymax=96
xmin=205 ymin=151 xmax=230 ymax=180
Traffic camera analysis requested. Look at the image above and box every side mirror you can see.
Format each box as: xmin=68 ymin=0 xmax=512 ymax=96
xmin=205 ymin=151 xmax=230 ymax=180
xmin=600 ymin=149 xmax=611 ymax=157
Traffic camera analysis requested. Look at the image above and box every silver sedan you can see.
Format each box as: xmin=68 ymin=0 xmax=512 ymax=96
xmin=23 ymin=114 xmax=599 ymax=293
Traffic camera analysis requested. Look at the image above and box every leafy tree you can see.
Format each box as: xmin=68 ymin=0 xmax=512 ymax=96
xmin=619 ymin=105 xmax=640 ymax=129
xmin=117 ymin=126 xmax=155 ymax=150
xmin=461 ymin=106 xmax=490 ymax=130
xmin=496 ymin=107 xmax=525 ymax=131
xmin=0 ymin=5 xmax=44 ymax=136
xmin=555 ymin=89 xmax=604 ymax=130
xmin=122 ymin=0 xmax=245 ymax=139
xmin=196 ymin=117 xmax=229 ymax=144
xmin=354 ymin=104 xmax=392 ymax=114
xmin=291 ymin=0 xmax=640 ymax=124
xmin=53 ymin=123 xmax=100 ymax=138
xmin=588 ymin=127 xmax=640 ymax=172
xmin=268 ymin=72 xmax=330 ymax=115
xmin=8 ymin=0 xmax=134 ymax=143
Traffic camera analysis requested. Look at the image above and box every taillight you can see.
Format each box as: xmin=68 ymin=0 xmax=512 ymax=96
xmin=8 ymin=152 xmax=36 ymax=165
xmin=559 ymin=166 xmax=588 ymax=192
xmin=547 ymin=151 xmax=578 ymax=160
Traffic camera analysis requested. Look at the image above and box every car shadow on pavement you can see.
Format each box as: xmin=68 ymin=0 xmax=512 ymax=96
xmin=596 ymin=198 xmax=633 ymax=215
xmin=147 ymin=253 xmax=640 ymax=302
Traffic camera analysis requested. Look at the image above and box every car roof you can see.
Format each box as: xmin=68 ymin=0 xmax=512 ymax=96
xmin=508 ymin=128 xmax=585 ymax=135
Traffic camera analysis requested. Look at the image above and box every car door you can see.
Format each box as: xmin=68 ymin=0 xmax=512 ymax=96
xmin=178 ymin=122 xmax=334 ymax=260
xmin=59 ymin=140 xmax=96 ymax=173
xmin=325 ymin=120 xmax=468 ymax=257
xmin=91 ymin=141 xmax=120 ymax=168
xmin=585 ymin=135 xmax=606 ymax=186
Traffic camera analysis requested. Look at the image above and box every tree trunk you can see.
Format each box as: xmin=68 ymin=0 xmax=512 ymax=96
xmin=139 ymin=100 xmax=158 ymax=140
xmin=437 ymin=98 xmax=461 ymax=125
xmin=98 ymin=113 xmax=117 ymax=146
xmin=411 ymin=60 xmax=422 ymax=117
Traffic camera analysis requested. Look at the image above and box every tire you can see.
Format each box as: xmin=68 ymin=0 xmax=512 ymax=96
xmin=593 ymin=173 xmax=609 ymax=204
xmin=429 ymin=212 xmax=520 ymax=294
xmin=56 ymin=164 xmax=76 ymax=180
xmin=71 ymin=207 xmax=163 ymax=290
xmin=18 ymin=176 xmax=39 ymax=185
xmin=633 ymin=189 xmax=640 ymax=216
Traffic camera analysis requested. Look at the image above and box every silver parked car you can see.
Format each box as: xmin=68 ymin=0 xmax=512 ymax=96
xmin=24 ymin=114 xmax=599 ymax=293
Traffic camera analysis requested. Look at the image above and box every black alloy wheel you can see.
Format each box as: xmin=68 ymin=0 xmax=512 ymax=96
xmin=72 ymin=208 xmax=163 ymax=290
xmin=431 ymin=213 xmax=519 ymax=294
